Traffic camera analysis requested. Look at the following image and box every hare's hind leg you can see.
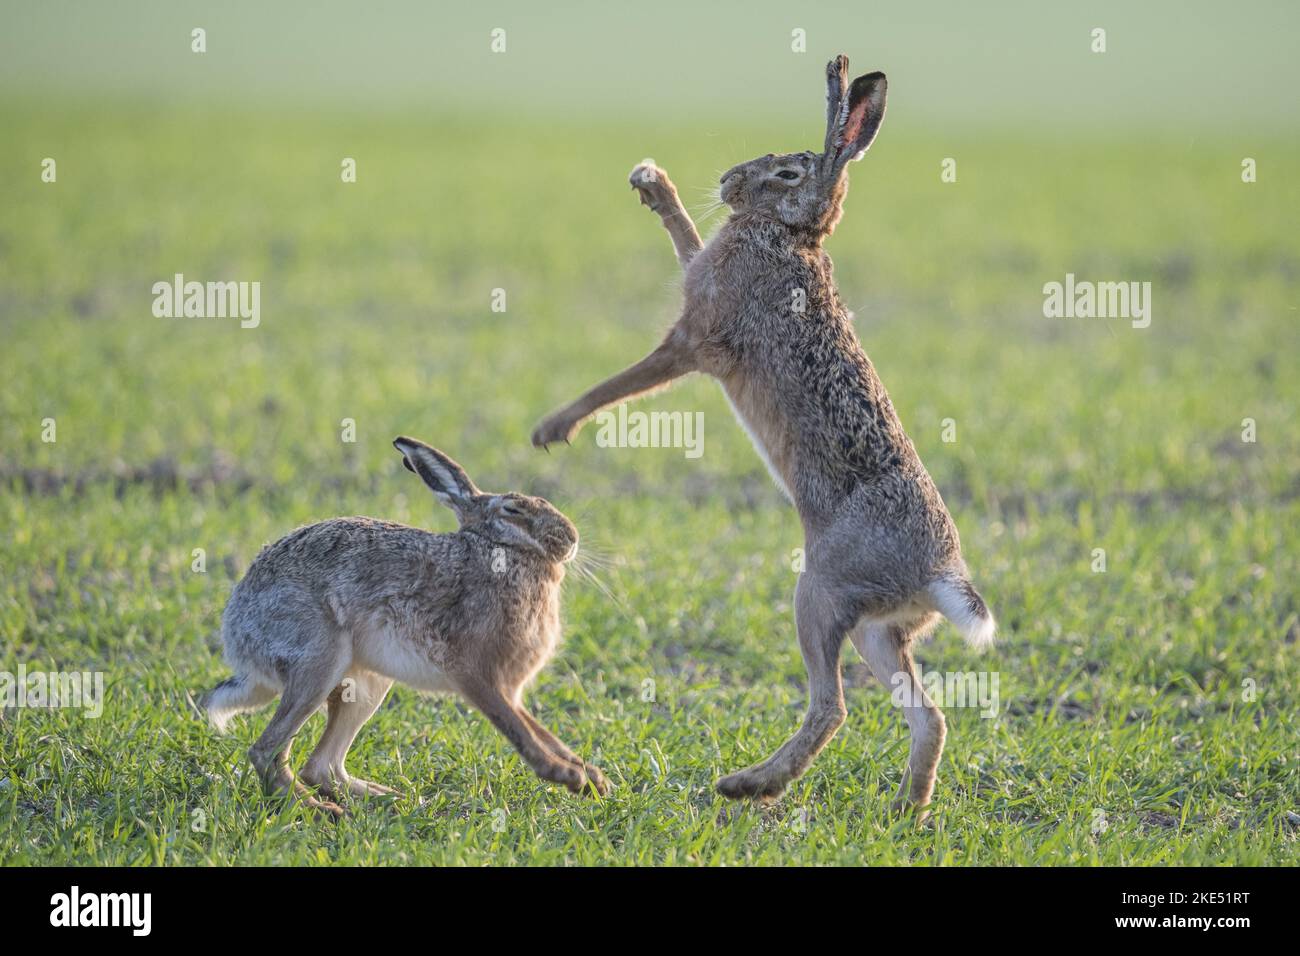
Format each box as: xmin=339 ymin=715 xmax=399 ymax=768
xmin=851 ymin=617 xmax=946 ymax=821
xmin=516 ymin=705 xmax=610 ymax=796
xmin=300 ymin=671 xmax=398 ymax=799
xmin=457 ymin=679 xmax=591 ymax=795
xmin=249 ymin=659 xmax=351 ymax=819
xmin=716 ymin=571 xmax=849 ymax=801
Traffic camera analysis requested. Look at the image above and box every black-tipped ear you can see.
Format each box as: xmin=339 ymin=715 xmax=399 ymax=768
xmin=825 ymin=69 xmax=887 ymax=171
xmin=392 ymin=436 xmax=480 ymax=509
xmin=824 ymin=55 xmax=850 ymax=155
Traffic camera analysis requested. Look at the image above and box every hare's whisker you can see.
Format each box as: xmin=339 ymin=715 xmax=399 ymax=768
xmin=570 ymin=562 xmax=623 ymax=609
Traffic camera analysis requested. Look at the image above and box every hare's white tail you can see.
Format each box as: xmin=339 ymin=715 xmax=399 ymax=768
xmin=927 ymin=574 xmax=996 ymax=650
xmin=202 ymin=674 xmax=276 ymax=733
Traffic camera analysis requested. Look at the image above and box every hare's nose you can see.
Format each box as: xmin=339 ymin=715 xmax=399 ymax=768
xmin=720 ymin=165 xmax=743 ymax=184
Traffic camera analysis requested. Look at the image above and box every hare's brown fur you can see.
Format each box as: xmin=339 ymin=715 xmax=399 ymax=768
xmin=202 ymin=438 xmax=608 ymax=818
xmin=533 ymin=56 xmax=994 ymax=817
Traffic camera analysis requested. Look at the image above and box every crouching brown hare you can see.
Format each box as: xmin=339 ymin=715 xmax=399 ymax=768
xmin=532 ymin=55 xmax=995 ymax=819
xmin=202 ymin=436 xmax=608 ymax=818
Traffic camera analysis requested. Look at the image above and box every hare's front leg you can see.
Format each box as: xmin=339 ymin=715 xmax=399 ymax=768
xmin=716 ymin=572 xmax=849 ymax=801
xmin=300 ymin=671 xmax=400 ymax=800
xmin=851 ymin=619 xmax=946 ymax=822
xmin=517 ymin=706 xmax=610 ymax=796
xmin=629 ymin=162 xmax=702 ymax=269
xmin=458 ymin=679 xmax=597 ymax=795
xmin=531 ymin=332 xmax=697 ymax=448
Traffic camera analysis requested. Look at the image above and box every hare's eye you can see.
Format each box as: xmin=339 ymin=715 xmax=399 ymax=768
xmin=501 ymin=503 xmax=525 ymax=517
xmin=775 ymin=170 xmax=800 ymax=181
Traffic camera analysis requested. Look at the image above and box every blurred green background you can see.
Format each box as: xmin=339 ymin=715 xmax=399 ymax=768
xmin=4 ymin=0 xmax=1298 ymax=131
xmin=0 ymin=1 xmax=1296 ymax=864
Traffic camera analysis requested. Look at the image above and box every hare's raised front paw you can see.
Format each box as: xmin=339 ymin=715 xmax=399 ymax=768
xmin=531 ymin=414 xmax=577 ymax=449
xmin=629 ymin=162 xmax=678 ymax=213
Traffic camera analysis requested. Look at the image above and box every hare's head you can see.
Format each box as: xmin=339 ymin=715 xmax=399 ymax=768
xmin=393 ymin=437 xmax=579 ymax=564
xmin=719 ymin=55 xmax=886 ymax=238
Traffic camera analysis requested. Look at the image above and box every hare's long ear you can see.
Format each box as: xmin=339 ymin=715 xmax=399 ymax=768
xmin=822 ymin=58 xmax=887 ymax=174
xmin=823 ymin=54 xmax=850 ymax=155
xmin=393 ymin=437 xmax=480 ymax=515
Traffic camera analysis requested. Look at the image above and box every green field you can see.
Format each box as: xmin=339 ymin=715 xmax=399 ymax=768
xmin=2 ymin=83 xmax=1298 ymax=862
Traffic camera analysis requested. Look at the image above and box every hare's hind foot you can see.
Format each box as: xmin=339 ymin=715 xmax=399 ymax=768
xmin=715 ymin=766 xmax=790 ymax=803
xmin=251 ymin=760 xmax=347 ymax=820
xmin=889 ymin=775 xmax=935 ymax=825
xmin=349 ymin=778 xmax=400 ymax=798
xmin=887 ymin=767 xmax=936 ymax=826
xmin=297 ymin=672 xmax=397 ymax=803
xmin=247 ymin=660 xmax=355 ymax=822
xmin=889 ymin=795 xmax=933 ymax=826
xmin=717 ymin=573 xmax=851 ymax=803
xmin=301 ymin=766 xmax=402 ymax=801
xmin=850 ymin=618 xmax=946 ymax=826
xmin=295 ymin=787 xmax=347 ymax=820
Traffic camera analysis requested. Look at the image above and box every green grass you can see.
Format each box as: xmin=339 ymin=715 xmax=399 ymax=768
xmin=0 ymin=99 xmax=1297 ymax=865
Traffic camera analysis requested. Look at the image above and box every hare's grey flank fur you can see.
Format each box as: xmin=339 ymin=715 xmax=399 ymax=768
xmin=202 ymin=437 xmax=608 ymax=818
xmin=532 ymin=55 xmax=994 ymax=817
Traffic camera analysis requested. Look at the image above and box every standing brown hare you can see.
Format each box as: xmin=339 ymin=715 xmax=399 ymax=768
xmin=532 ymin=55 xmax=994 ymax=818
xmin=202 ymin=437 xmax=609 ymax=818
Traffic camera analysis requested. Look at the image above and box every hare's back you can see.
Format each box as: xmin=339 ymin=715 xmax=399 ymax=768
xmin=234 ymin=516 xmax=443 ymax=593
xmin=220 ymin=517 xmax=471 ymax=689
xmin=224 ymin=517 xmax=455 ymax=631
